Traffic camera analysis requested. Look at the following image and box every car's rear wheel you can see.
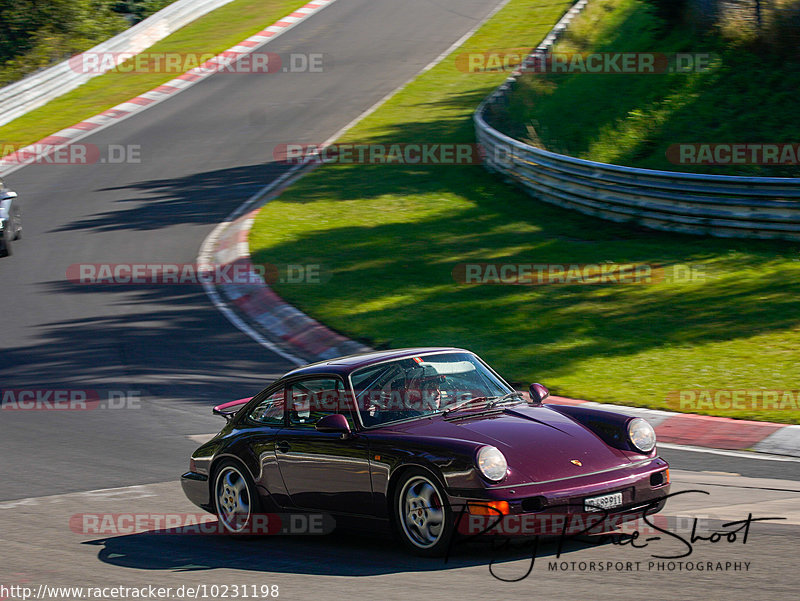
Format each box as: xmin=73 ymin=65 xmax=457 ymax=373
xmin=394 ymin=469 xmax=453 ymax=556
xmin=1 ymin=232 xmax=11 ymax=257
xmin=213 ymin=460 xmax=261 ymax=535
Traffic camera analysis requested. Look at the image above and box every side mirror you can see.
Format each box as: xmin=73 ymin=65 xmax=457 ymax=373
xmin=316 ymin=413 xmax=352 ymax=438
xmin=529 ymin=383 xmax=550 ymax=405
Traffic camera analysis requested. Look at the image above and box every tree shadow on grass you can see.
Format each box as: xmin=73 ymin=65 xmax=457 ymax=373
xmin=253 ymin=191 xmax=800 ymax=376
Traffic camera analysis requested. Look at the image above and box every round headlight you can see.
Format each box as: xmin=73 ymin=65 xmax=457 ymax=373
xmin=476 ymin=445 xmax=508 ymax=481
xmin=627 ymin=417 xmax=656 ymax=453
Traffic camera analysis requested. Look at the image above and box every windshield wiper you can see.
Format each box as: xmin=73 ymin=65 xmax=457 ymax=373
xmin=442 ymin=396 xmax=491 ymax=416
xmin=443 ymin=392 xmax=525 ymax=416
xmin=486 ymin=391 xmax=525 ymax=409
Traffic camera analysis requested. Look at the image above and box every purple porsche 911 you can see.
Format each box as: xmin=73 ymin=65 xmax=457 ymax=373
xmin=181 ymin=347 xmax=670 ymax=555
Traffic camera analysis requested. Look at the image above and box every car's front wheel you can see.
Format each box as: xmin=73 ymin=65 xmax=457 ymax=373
xmin=11 ymin=206 xmax=21 ymax=240
xmin=394 ymin=469 xmax=454 ymax=556
xmin=213 ymin=460 xmax=261 ymax=535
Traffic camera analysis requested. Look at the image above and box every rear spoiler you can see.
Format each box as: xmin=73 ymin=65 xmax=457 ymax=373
xmin=212 ymin=397 xmax=251 ymax=420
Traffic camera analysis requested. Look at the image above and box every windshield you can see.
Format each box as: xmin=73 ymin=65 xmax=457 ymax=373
xmin=350 ymin=352 xmax=513 ymax=427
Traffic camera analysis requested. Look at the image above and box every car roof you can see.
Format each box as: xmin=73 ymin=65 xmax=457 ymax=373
xmin=281 ymin=347 xmax=472 ymax=379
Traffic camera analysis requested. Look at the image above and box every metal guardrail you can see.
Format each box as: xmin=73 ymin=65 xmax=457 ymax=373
xmin=473 ymin=0 xmax=800 ymax=241
xmin=0 ymin=0 xmax=236 ymax=128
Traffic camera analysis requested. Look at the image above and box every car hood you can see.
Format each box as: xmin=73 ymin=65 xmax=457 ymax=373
xmin=388 ymin=404 xmax=633 ymax=484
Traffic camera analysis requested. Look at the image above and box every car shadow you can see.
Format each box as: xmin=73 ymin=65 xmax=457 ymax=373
xmin=85 ymin=528 xmax=601 ymax=576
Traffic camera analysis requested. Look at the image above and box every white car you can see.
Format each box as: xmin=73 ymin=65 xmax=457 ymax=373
xmin=0 ymin=178 xmax=21 ymax=257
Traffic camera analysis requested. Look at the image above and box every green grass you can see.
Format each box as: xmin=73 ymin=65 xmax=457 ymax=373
xmin=249 ymin=0 xmax=800 ymax=424
xmin=0 ymin=0 xmax=308 ymax=152
xmin=494 ymin=0 xmax=800 ymax=176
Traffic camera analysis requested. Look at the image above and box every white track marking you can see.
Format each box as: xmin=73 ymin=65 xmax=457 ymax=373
xmin=659 ymin=442 xmax=800 ymax=462
xmin=0 ymin=484 xmax=159 ymax=509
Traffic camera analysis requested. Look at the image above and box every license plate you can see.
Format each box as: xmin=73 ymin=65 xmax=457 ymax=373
xmin=584 ymin=491 xmax=623 ymax=512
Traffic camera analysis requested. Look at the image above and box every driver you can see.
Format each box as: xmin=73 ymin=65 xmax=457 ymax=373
xmin=410 ymin=374 xmax=446 ymax=413
xmin=364 ymin=372 xmax=446 ymax=424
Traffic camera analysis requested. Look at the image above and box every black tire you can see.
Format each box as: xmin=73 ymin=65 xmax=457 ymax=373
xmin=212 ymin=460 xmax=262 ymax=535
xmin=393 ymin=468 xmax=454 ymax=556
xmin=1 ymin=232 xmax=11 ymax=257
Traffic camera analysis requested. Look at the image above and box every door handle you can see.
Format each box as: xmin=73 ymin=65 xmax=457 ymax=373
xmin=276 ymin=440 xmax=290 ymax=453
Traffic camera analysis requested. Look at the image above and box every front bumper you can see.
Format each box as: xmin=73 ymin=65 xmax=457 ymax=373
xmin=448 ymin=460 xmax=671 ymax=537
xmin=181 ymin=471 xmax=212 ymax=512
xmin=454 ymin=494 xmax=669 ymax=538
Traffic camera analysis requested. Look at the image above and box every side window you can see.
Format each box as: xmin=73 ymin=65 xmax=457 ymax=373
xmin=248 ymin=388 xmax=285 ymax=426
xmin=288 ymin=378 xmax=353 ymax=429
